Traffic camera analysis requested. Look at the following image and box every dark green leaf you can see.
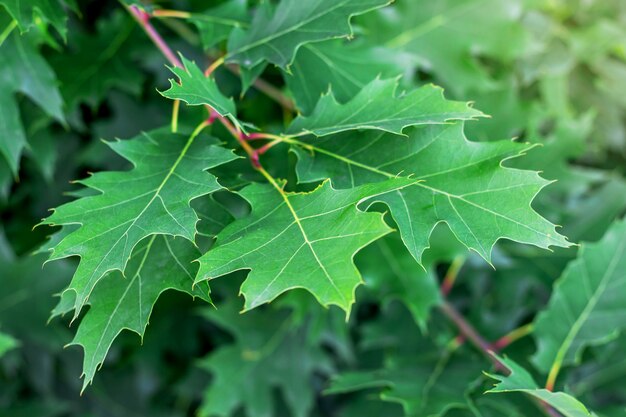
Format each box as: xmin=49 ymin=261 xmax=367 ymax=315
xmin=43 ymin=127 xmax=237 ymax=317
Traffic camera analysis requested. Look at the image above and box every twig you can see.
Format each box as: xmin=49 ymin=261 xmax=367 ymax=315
xmin=128 ymin=5 xmax=183 ymax=68
xmin=205 ymin=56 xmax=225 ymax=76
xmin=439 ymin=301 xmax=507 ymax=372
xmin=439 ymin=301 xmax=562 ymax=417
xmin=440 ymin=255 xmax=466 ymax=296
xmin=491 ymin=323 xmax=534 ymax=351
xmin=152 ymin=9 xmax=191 ymax=19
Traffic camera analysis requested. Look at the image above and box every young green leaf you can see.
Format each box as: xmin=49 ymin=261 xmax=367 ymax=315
xmin=43 ymin=127 xmax=238 ymax=317
xmin=160 ymin=55 xmax=238 ymax=124
xmin=71 ymin=235 xmax=210 ymax=390
xmin=225 ymin=0 xmax=390 ymax=68
xmin=291 ymin=123 xmax=570 ymax=263
xmin=486 ymin=356 xmax=592 ymax=417
xmin=532 ymin=218 xmax=626 ymax=384
xmin=195 ymin=178 xmax=419 ymax=314
xmin=287 ymin=78 xmax=482 ymax=137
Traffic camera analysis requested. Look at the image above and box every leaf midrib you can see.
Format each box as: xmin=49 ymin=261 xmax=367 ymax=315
xmin=549 ymin=236 xmax=626 ymax=375
xmin=66 ymin=127 xmax=205 ymax=313
xmin=88 ymin=235 xmax=156 ymax=374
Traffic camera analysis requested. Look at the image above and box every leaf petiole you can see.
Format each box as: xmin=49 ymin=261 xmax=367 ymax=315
xmin=151 ymin=9 xmax=192 ymax=19
xmin=440 ymin=255 xmax=466 ymax=296
xmin=205 ymin=56 xmax=225 ymax=77
xmin=491 ymin=323 xmax=534 ymax=351
xmin=171 ymin=100 xmax=180 ymax=133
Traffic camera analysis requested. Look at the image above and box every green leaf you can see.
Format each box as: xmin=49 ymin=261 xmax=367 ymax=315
xmin=239 ymin=61 xmax=266 ymax=94
xmin=0 ymin=89 xmax=25 ymax=176
xmin=190 ymin=0 xmax=248 ymax=50
xmin=364 ymin=0 xmax=528 ymax=95
xmin=160 ymin=55 xmax=238 ymax=123
xmin=532 ymin=219 xmax=626 ymax=376
xmin=357 ymin=235 xmax=442 ymax=330
xmin=195 ymin=178 xmax=418 ymax=314
xmin=567 ymin=333 xmax=626 ymax=403
xmin=284 ymin=40 xmax=409 ymax=114
xmin=328 ymin=339 xmax=483 ymax=417
xmin=49 ymin=11 xmax=143 ymax=112
xmin=0 ymin=35 xmax=64 ymax=175
xmin=287 ymin=78 xmax=482 ymax=137
xmin=0 ymin=331 xmax=18 ymax=357
xmin=0 ymin=234 xmax=73 ymax=348
xmin=486 ymin=356 xmax=592 ymax=417
xmin=70 ymin=235 xmax=210 ymax=390
xmin=43 ymin=127 xmax=238 ymax=317
xmin=225 ymin=0 xmax=390 ymax=68
xmin=0 ymin=0 xmax=68 ymax=39
xmin=0 ymin=161 xmax=10 ymax=198
xmin=198 ymin=302 xmax=333 ymax=417
xmin=291 ymin=123 xmax=570 ymax=263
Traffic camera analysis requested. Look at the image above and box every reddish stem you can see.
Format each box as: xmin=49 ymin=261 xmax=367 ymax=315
xmin=491 ymin=323 xmax=534 ymax=352
xmin=439 ymin=301 xmax=508 ymax=373
xmin=206 ymin=111 xmax=218 ymax=125
xmin=128 ymin=5 xmax=183 ymax=68
xmin=243 ymin=133 xmax=269 ymax=141
xmin=257 ymin=140 xmax=282 ymax=155
xmin=128 ymin=5 xmax=262 ymax=169
xmin=440 ymin=256 xmax=465 ymax=297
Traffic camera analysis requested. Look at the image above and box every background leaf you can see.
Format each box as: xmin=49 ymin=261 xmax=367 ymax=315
xmin=225 ymin=0 xmax=390 ymax=68
xmin=532 ymin=218 xmax=626 ymax=380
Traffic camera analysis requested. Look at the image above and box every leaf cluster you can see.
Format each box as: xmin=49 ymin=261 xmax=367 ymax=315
xmin=1 ymin=1 xmax=626 ymax=416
